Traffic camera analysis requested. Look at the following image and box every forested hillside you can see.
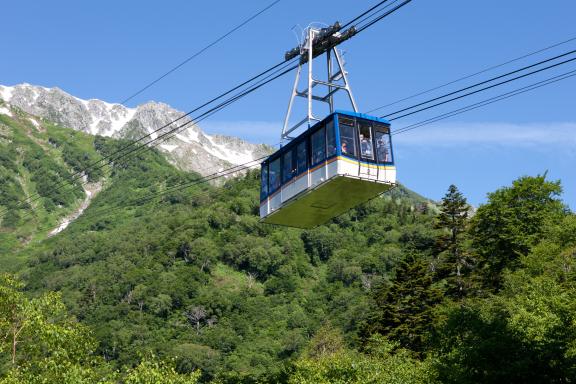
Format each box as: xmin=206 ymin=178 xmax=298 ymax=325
xmin=0 ymin=102 xmax=106 ymax=264
xmin=0 ymin=107 xmax=574 ymax=383
xmin=19 ymin=144 xmax=437 ymax=382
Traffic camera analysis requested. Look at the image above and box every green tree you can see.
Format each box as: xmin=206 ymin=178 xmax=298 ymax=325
xmin=0 ymin=274 xmax=113 ymax=383
xmin=433 ymin=270 xmax=576 ymax=384
xmin=124 ymin=356 xmax=200 ymax=384
xmin=289 ymin=336 xmax=435 ymax=384
xmin=434 ymin=185 xmax=473 ymax=298
xmin=362 ymin=255 xmax=443 ymax=352
xmin=433 ymin=215 xmax=576 ymax=383
xmin=303 ymin=324 xmax=345 ymax=359
xmin=469 ymin=175 xmax=565 ymax=290
xmin=0 ymin=211 xmax=20 ymax=229
xmin=11 ymin=131 xmax=441 ymax=383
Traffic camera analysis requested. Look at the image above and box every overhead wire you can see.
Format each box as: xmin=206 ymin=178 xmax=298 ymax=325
xmin=349 ymin=0 xmax=405 ymax=35
xmin=101 ymin=66 xmax=576 ymax=223
xmin=109 ymin=67 xmax=576 ymax=221
xmin=354 ymin=0 xmax=413 ymax=33
xmin=340 ymin=0 xmax=393 ymax=29
xmin=45 ymin=61 xmax=575 ymax=229
xmin=14 ymin=56 xmax=575 ymax=224
xmin=384 ymin=50 xmax=576 ymax=120
xmin=120 ymin=0 xmax=284 ymax=106
xmin=39 ymin=4 xmax=570 ymax=227
xmin=392 ymin=68 xmax=576 ymax=136
xmin=367 ymin=35 xmax=576 ymax=114
xmin=68 ymin=17 xmax=576 ymax=223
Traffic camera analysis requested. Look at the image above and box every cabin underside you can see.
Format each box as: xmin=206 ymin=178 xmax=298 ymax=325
xmin=261 ymin=175 xmax=395 ymax=229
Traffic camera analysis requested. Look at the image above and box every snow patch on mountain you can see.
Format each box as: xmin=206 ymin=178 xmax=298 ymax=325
xmin=205 ymin=136 xmax=254 ymax=165
xmin=76 ymin=97 xmax=137 ymax=136
xmin=48 ymin=181 xmax=102 ymax=237
xmin=28 ymin=117 xmax=40 ymax=128
xmin=160 ymin=144 xmax=178 ymax=152
xmin=0 ymin=106 xmax=12 ymax=117
xmin=0 ymin=85 xmax=13 ymax=102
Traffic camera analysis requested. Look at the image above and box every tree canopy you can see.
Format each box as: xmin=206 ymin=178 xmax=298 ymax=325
xmin=1 ymin=112 xmax=574 ymax=383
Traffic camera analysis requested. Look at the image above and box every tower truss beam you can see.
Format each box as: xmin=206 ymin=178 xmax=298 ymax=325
xmin=282 ymin=24 xmax=358 ymax=142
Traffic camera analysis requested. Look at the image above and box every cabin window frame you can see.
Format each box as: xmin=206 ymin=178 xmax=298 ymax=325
xmin=282 ymin=148 xmax=296 ymax=183
xmin=357 ymin=119 xmax=375 ymax=161
xmin=374 ymin=123 xmax=393 ymax=164
xmin=326 ymin=118 xmax=337 ymax=159
xmin=268 ymin=156 xmax=281 ymax=194
xmin=338 ymin=116 xmax=358 ymax=159
xmin=296 ymin=139 xmax=308 ymax=177
xmin=311 ymin=125 xmax=327 ymax=166
xmin=260 ymin=162 xmax=268 ymax=201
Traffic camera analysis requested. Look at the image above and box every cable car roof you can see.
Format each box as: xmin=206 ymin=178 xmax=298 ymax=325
xmin=334 ymin=110 xmax=391 ymax=125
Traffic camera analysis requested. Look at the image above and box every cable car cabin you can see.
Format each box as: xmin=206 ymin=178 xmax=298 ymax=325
xmin=260 ymin=110 xmax=396 ymax=228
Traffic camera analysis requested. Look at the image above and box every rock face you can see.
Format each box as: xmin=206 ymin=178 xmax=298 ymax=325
xmin=0 ymin=84 xmax=271 ymax=176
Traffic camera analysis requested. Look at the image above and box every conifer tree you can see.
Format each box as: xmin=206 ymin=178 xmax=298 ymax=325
xmin=434 ymin=184 xmax=473 ymax=298
xmin=362 ymin=254 xmax=443 ymax=352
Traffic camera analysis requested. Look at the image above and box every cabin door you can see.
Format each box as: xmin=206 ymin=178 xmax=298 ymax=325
xmin=357 ymin=121 xmax=378 ymax=180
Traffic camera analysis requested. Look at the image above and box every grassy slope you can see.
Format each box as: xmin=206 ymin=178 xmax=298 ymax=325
xmin=0 ymin=102 xmax=105 ymax=269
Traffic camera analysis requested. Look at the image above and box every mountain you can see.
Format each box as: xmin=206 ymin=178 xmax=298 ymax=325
xmin=0 ymin=100 xmax=200 ymax=262
xmin=0 ymin=84 xmax=271 ymax=177
xmin=4 ymin=94 xmax=572 ymax=383
xmin=1 ymin=97 xmax=442 ymax=382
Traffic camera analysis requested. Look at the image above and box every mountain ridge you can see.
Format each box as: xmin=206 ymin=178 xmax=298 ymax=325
xmin=0 ymin=83 xmax=271 ymax=177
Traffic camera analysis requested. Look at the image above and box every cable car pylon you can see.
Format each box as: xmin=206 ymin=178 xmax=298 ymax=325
xmin=282 ymin=23 xmax=358 ymax=142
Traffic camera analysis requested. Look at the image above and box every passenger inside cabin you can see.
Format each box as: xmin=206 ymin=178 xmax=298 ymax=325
xmin=360 ymin=134 xmax=373 ymax=157
xmin=376 ymin=139 xmax=388 ymax=162
xmin=341 ymin=142 xmax=348 ymax=154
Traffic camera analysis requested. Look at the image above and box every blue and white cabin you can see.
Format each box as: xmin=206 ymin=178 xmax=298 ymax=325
xmin=260 ymin=110 xmax=396 ymax=228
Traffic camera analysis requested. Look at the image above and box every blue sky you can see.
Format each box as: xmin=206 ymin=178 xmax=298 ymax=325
xmin=2 ymin=0 xmax=575 ymax=208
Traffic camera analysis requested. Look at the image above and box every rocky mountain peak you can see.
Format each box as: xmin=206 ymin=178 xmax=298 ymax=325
xmin=0 ymin=83 xmax=271 ymax=176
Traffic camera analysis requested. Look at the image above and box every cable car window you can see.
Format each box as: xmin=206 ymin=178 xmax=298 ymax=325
xmin=358 ymin=120 xmax=374 ymax=160
xmin=296 ymin=140 xmax=307 ymax=175
xmin=340 ymin=116 xmax=355 ymax=127
xmin=260 ymin=163 xmax=268 ymax=200
xmin=374 ymin=123 xmax=390 ymax=134
xmin=339 ymin=123 xmax=357 ymax=158
xmin=282 ymin=149 xmax=295 ymax=183
xmin=375 ymin=126 xmax=392 ymax=163
xmin=326 ymin=119 xmax=336 ymax=158
xmin=311 ymin=127 xmax=326 ymax=165
xmin=269 ymin=157 xmax=281 ymax=193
